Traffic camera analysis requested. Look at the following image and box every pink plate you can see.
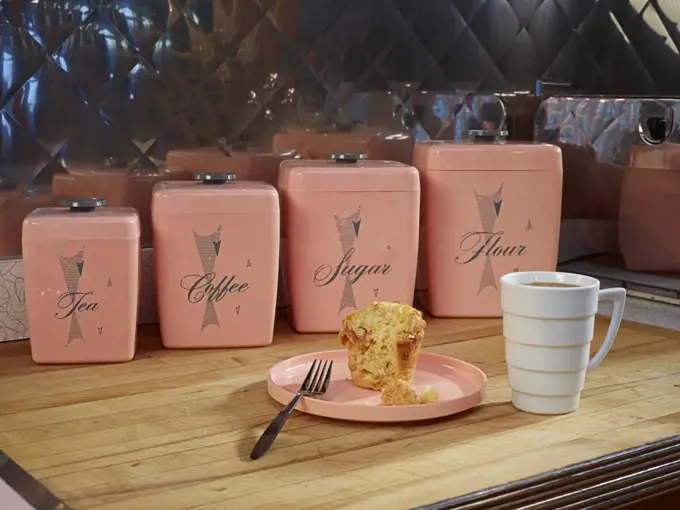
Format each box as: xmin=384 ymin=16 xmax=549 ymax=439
xmin=266 ymin=350 xmax=487 ymax=422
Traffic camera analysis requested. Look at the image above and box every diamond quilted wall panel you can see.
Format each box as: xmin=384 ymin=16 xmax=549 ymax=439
xmin=2 ymin=0 xmax=680 ymax=185
xmin=2 ymin=0 xmax=680 ymax=342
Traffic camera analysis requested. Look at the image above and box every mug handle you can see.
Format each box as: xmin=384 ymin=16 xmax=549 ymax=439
xmin=587 ymin=287 xmax=627 ymax=372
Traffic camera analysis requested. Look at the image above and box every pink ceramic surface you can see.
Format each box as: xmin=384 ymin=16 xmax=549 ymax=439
xmin=22 ymin=206 xmax=140 ymax=364
xmin=165 ymin=148 xmax=293 ymax=309
xmin=165 ymin=147 xmax=291 ymax=188
xmin=414 ymin=142 xmax=563 ymax=318
xmin=0 ymin=185 xmax=57 ymax=257
xmin=152 ymin=180 xmax=279 ymax=348
xmin=267 ymin=350 xmax=487 ymax=422
xmin=0 ymin=479 xmax=33 ymax=510
xmin=52 ymin=164 xmax=193 ymax=247
xmin=619 ymin=145 xmax=680 ymax=271
xmin=279 ymin=159 xmax=420 ymax=333
xmin=272 ymin=128 xmax=414 ymax=164
xmin=271 ymin=128 xmax=315 ymax=155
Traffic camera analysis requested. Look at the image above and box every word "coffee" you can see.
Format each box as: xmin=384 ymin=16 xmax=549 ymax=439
xmin=181 ymin=273 xmax=249 ymax=303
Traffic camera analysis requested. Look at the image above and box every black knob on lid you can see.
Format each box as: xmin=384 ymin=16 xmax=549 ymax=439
xmin=463 ymin=129 xmax=509 ymax=142
xmin=647 ymin=116 xmax=667 ymax=142
xmin=639 ymin=107 xmax=676 ymax=146
xmin=59 ymin=198 xmax=106 ymax=213
xmin=329 ymin=153 xmax=367 ymax=164
xmin=193 ymin=172 xmax=237 ymax=184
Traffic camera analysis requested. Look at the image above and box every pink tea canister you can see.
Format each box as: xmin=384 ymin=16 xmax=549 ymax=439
xmin=415 ymin=141 xmax=563 ymax=317
xmin=152 ymin=173 xmax=279 ymax=348
xmin=279 ymin=153 xmax=420 ymax=333
xmin=22 ymin=199 xmax=140 ymax=364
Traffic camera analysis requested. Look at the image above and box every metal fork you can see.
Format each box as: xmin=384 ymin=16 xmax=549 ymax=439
xmin=250 ymin=359 xmax=333 ymax=460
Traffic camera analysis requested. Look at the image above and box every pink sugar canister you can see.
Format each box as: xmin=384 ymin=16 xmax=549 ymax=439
xmin=152 ymin=173 xmax=279 ymax=348
xmin=279 ymin=153 xmax=420 ymax=333
xmin=414 ymin=140 xmax=563 ymax=317
xmin=22 ymin=198 xmax=140 ymax=364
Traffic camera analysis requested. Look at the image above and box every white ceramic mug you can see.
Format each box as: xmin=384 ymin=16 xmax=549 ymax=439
xmin=500 ymin=271 xmax=626 ymax=415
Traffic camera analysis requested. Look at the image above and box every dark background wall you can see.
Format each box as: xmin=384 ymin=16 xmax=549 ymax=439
xmin=2 ymin=0 xmax=680 ymax=185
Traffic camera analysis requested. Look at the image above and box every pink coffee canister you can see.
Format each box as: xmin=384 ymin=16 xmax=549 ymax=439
xmin=152 ymin=173 xmax=279 ymax=348
xmin=279 ymin=153 xmax=420 ymax=333
xmin=22 ymin=198 xmax=140 ymax=364
xmin=414 ymin=141 xmax=563 ymax=317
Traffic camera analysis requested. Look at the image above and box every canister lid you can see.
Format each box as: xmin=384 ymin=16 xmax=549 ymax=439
xmin=23 ymin=201 xmax=140 ymax=240
xmin=627 ymin=143 xmax=680 ymax=170
xmin=59 ymin=198 xmax=106 ymax=212
xmin=278 ymin=158 xmax=419 ymax=192
xmin=152 ymin=180 xmax=278 ymax=215
xmin=413 ymin=141 xmax=562 ymax=172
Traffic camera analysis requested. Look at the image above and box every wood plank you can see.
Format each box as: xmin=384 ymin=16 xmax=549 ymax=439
xmin=0 ymin=315 xmax=679 ymax=509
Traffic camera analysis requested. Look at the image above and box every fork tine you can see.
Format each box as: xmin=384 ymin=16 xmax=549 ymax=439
xmin=307 ymin=360 xmax=325 ymax=391
xmin=303 ymin=360 xmax=322 ymax=392
xmin=319 ymin=361 xmax=333 ymax=393
xmin=300 ymin=360 xmax=318 ymax=392
xmin=313 ymin=360 xmax=328 ymax=393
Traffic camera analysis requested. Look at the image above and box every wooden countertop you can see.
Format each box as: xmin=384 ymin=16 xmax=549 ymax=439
xmin=1 ymin=315 xmax=680 ymax=510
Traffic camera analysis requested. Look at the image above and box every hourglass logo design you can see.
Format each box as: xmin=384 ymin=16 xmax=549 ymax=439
xmin=58 ymin=249 xmax=86 ymax=346
xmin=193 ymin=227 xmax=222 ymax=329
xmin=474 ymin=184 xmax=503 ymax=294
xmin=334 ymin=208 xmax=362 ymax=313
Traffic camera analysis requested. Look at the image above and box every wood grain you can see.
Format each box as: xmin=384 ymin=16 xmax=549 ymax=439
xmin=1 ymin=315 xmax=679 ymax=510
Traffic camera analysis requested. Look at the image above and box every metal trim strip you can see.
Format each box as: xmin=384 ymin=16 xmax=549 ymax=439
xmin=0 ymin=451 xmax=69 ymax=510
xmin=415 ymin=435 xmax=680 ymax=510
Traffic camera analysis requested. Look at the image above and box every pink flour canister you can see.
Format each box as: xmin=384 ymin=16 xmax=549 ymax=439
xmin=22 ymin=199 xmax=140 ymax=363
xmin=279 ymin=153 xmax=420 ymax=333
xmin=415 ymin=141 xmax=563 ymax=317
xmin=152 ymin=173 xmax=279 ymax=348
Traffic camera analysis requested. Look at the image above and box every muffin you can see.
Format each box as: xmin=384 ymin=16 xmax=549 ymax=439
xmin=339 ymin=301 xmax=426 ymax=391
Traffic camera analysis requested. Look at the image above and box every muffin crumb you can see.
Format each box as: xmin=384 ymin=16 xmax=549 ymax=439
xmin=380 ymin=380 xmax=441 ymax=406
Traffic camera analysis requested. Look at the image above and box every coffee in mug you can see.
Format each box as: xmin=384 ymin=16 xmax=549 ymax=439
xmin=501 ymin=271 xmax=626 ymax=415
xmin=524 ymin=281 xmax=580 ymax=288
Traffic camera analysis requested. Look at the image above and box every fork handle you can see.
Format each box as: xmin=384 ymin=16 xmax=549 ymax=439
xmin=250 ymin=393 xmax=304 ymax=460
